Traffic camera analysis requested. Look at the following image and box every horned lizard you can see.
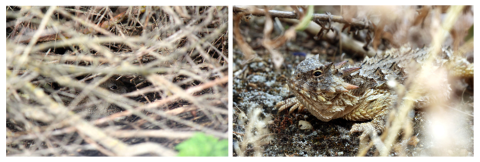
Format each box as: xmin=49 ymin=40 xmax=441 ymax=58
xmin=67 ymin=77 xmax=128 ymax=117
xmin=275 ymin=45 xmax=471 ymax=137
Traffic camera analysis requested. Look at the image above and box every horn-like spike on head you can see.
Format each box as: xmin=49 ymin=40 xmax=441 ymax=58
xmin=334 ymin=61 xmax=348 ymax=69
xmin=336 ymin=86 xmax=348 ymax=92
xmin=325 ymin=62 xmax=334 ymax=71
xmin=325 ymin=87 xmax=336 ymax=93
xmin=344 ymin=83 xmax=359 ymax=90
xmin=341 ymin=67 xmax=361 ymax=75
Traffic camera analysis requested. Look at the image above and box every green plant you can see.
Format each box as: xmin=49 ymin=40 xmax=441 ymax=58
xmin=175 ymin=132 xmax=228 ymax=157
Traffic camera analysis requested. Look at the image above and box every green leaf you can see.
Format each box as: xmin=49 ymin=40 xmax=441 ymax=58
xmin=175 ymin=132 xmax=228 ymax=157
xmin=295 ymin=5 xmax=314 ymax=31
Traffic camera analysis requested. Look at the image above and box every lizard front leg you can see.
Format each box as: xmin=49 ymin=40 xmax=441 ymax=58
xmin=343 ymin=89 xmax=393 ymax=138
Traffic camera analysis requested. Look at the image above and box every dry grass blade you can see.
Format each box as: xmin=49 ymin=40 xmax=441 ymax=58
xmin=380 ymin=5 xmax=466 ymax=156
xmin=7 ymin=6 xmax=228 ymax=156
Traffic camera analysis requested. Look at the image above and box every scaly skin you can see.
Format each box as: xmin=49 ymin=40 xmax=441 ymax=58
xmin=275 ymin=55 xmax=393 ymax=136
xmin=275 ymin=45 xmax=465 ymax=137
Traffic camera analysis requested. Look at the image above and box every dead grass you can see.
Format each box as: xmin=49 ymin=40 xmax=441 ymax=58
xmin=6 ymin=6 xmax=228 ymax=156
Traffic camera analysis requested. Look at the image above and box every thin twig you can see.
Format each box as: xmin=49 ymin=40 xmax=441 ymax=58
xmin=233 ymin=6 xmax=375 ymax=32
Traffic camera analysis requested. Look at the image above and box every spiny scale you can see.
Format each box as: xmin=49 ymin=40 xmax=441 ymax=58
xmin=275 ymin=44 xmax=460 ymax=138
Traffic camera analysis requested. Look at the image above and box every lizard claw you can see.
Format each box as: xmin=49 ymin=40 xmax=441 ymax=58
xmin=350 ymin=122 xmax=377 ymax=139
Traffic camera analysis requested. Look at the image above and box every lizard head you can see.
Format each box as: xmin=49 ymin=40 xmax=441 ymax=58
xmin=100 ymin=78 xmax=127 ymax=94
xmin=91 ymin=77 xmax=127 ymax=94
xmin=279 ymin=55 xmax=362 ymax=121
xmin=290 ymin=55 xmax=359 ymax=101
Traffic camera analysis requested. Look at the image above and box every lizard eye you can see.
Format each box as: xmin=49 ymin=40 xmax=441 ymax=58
xmin=110 ymin=85 xmax=118 ymax=90
xmin=312 ymin=70 xmax=322 ymax=76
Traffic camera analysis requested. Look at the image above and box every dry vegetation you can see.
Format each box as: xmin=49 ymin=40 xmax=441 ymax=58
xmin=233 ymin=6 xmax=473 ymax=156
xmin=6 ymin=6 xmax=228 ymax=156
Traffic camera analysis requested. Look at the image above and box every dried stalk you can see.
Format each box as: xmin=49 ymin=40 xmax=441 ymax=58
xmin=7 ymin=6 xmax=228 ymax=156
xmin=380 ymin=5 xmax=465 ymax=156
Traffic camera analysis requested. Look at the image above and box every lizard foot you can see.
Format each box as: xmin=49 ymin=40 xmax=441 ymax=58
xmin=350 ymin=122 xmax=377 ymax=139
xmin=274 ymin=97 xmax=305 ymax=114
